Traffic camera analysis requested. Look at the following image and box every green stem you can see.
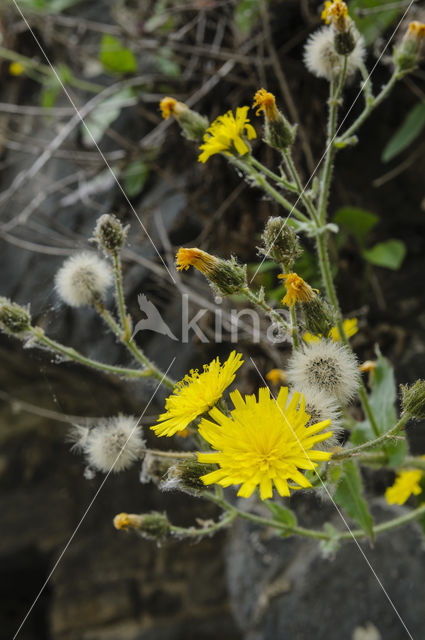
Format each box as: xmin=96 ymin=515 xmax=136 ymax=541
xmin=170 ymin=511 xmax=237 ymax=538
xmin=29 ymin=326 xmax=151 ymax=379
xmin=282 ymin=150 xmax=319 ymax=222
xmin=332 ymin=414 xmax=410 ymax=461
xmin=250 ymin=156 xmax=298 ymax=193
xmin=112 ymin=252 xmax=131 ymax=338
xmin=339 ymin=502 xmax=425 ymax=541
xmin=289 ymin=305 xmax=299 ymax=349
xmin=241 ymin=286 xmax=290 ymax=334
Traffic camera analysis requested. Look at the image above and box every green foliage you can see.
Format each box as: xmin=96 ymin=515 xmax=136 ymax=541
xmin=334 ymin=460 xmax=374 ymax=539
xmin=234 ymin=0 xmax=261 ymax=35
xmin=334 ymin=207 xmax=379 ymax=246
xmin=319 ymin=523 xmax=341 ymax=558
xmin=123 ymin=160 xmax=150 ymax=198
xmin=363 ymin=239 xmax=406 ymax=270
xmin=18 ymin=0 xmax=82 ymax=12
xmin=99 ymin=35 xmax=137 ymax=74
xmin=40 ymin=63 xmax=72 ymax=109
xmin=348 ymin=0 xmax=402 ymax=45
xmin=381 ymin=102 xmax=425 ymax=163
xmin=81 ymin=87 xmax=135 ymax=145
xmin=143 ymin=0 xmax=176 ymax=33
xmin=265 ymin=500 xmax=297 ymax=536
xmin=155 ymin=48 xmax=181 ymax=77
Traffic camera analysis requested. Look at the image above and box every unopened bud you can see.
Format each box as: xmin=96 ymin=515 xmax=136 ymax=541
xmin=401 ymin=380 xmax=425 ymax=420
xmin=163 ymin=460 xmax=214 ymax=496
xmin=160 ymin=97 xmax=209 ymax=142
xmin=301 ymin=296 xmax=335 ymax=337
xmin=176 ymin=247 xmax=246 ymax=296
xmin=114 ymin=511 xmax=170 ymax=540
xmin=253 ymin=89 xmax=296 ymax=150
xmin=0 ymin=298 xmax=31 ymax=334
xmin=394 ymin=21 xmax=425 ymax=72
xmin=259 ymin=217 xmax=302 ymax=269
xmin=93 ymin=214 xmax=128 ymax=254
xmin=334 ymin=28 xmax=356 ymax=55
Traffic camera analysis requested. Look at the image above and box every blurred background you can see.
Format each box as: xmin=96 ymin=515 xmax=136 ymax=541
xmin=0 ymin=1 xmax=425 ymax=639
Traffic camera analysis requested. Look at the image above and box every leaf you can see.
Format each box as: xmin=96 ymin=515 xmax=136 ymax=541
xmin=363 ymin=239 xmax=406 ymax=270
xmin=334 ymin=460 xmax=374 ymax=540
xmin=319 ymin=523 xmax=341 ymax=559
xmin=19 ymin=0 xmax=82 ymax=12
xmin=348 ymin=0 xmax=402 ymax=45
xmin=382 ymin=102 xmax=425 ymax=163
xmin=234 ymin=0 xmax=261 ymax=35
xmin=99 ymin=35 xmax=137 ymax=74
xmin=334 ymin=207 xmax=379 ymax=245
xmin=155 ymin=48 xmax=181 ymax=77
xmin=265 ymin=500 xmax=297 ymax=536
xmin=123 ymin=160 xmax=150 ymax=198
xmin=81 ymin=88 xmax=135 ymax=146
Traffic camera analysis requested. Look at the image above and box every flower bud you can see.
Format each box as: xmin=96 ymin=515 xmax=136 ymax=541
xmin=160 ymin=97 xmax=209 ymax=142
xmin=301 ymin=296 xmax=335 ymax=337
xmin=394 ymin=22 xmax=425 ymax=72
xmin=162 ymin=460 xmax=214 ymax=496
xmin=0 ymin=298 xmax=31 ymax=335
xmin=176 ymin=247 xmax=247 ymax=296
xmin=113 ymin=511 xmax=171 ymax=540
xmin=334 ymin=29 xmax=356 ymax=56
xmin=259 ymin=217 xmax=302 ymax=269
xmin=253 ymin=89 xmax=296 ymax=150
xmin=92 ymin=214 xmax=128 ymax=254
xmin=401 ymin=380 xmax=425 ymax=420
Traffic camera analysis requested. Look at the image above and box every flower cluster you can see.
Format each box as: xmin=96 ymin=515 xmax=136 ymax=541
xmin=198 ymin=106 xmax=256 ymax=163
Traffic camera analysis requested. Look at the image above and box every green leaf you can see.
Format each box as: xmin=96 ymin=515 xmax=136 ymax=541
xmin=319 ymin=523 xmax=341 ymax=558
xmin=123 ymin=160 xmax=150 ymax=198
xmin=363 ymin=239 xmax=406 ymax=270
xmin=81 ymin=87 xmax=135 ymax=146
xmin=19 ymin=0 xmax=82 ymax=12
xmin=382 ymin=102 xmax=425 ymax=163
xmin=265 ymin=500 xmax=297 ymax=536
xmin=155 ymin=48 xmax=181 ymax=77
xmin=234 ymin=0 xmax=261 ymax=35
xmin=334 ymin=460 xmax=374 ymax=539
xmin=348 ymin=0 xmax=402 ymax=45
xmin=99 ymin=35 xmax=137 ymax=74
xmin=334 ymin=207 xmax=379 ymax=245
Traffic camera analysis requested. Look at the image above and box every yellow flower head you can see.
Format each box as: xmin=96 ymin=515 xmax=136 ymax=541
xmin=176 ymin=247 xmax=218 ymax=275
xmin=198 ymin=387 xmax=332 ymax=500
xmin=304 ymin=317 xmax=358 ymax=344
xmin=265 ymin=368 xmax=288 ymax=386
xmin=321 ymin=0 xmax=349 ymax=32
xmin=359 ymin=360 xmax=377 ymax=374
xmin=9 ymin=61 xmax=24 ymax=76
xmin=113 ymin=512 xmax=142 ymax=530
xmin=253 ymin=89 xmax=279 ymax=121
xmin=151 ymin=351 xmax=243 ymax=437
xmin=408 ymin=21 xmax=425 ymax=41
xmin=278 ymin=272 xmax=318 ymax=308
xmin=198 ymin=106 xmax=256 ymax=163
xmin=160 ymin=96 xmax=188 ymax=120
xmin=385 ymin=468 xmax=423 ymax=505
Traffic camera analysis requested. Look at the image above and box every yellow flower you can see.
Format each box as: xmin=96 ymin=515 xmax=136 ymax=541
xmin=198 ymin=106 xmax=256 ymax=163
xmin=198 ymin=387 xmax=332 ymax=500
xmin=359 ymin=360 xmax=377 ymax=374
xmin=278 ymin=272 xmax=318 ymax=308
xmin=304 ymin=318 xmax=358 ymax=343
xmin=321 ymin=0 xmax=349 ymax=32
xmin=176 ymin=247 xmax=218 ymax=275
xmin=9 ymin=61 xmax=24 ymax=76
xmin=252 ymin=88 xmax=279 ymax=121
xmin=385 ymin=468 xmax=423 ymax=505
xmin=408 ymin=21 xmax=425 ymax=40
xmin=151 ymin=351 xmax=243 ymax=437
xmin=266 ymin=368 xmax=288 ymax=386
xmin=159 ymin=96 xmax=189 ymax=120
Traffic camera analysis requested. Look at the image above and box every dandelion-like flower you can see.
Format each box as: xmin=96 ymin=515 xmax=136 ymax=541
xmin=71 ymin=415 xmax=145 ymax=473
xmin=287 ymin=340 xmax=360 ymax=405
xmin=198 ymin=387 xmax=332 ymax=500
xmin=278 ymin=272 xmax=318 ymax=307
xmin=385 ymin=468 xmax=423 ymax=505
xmin=55 ymin=252 xmax=113 ymax=307
xmin=304 ymin=317 xmax=358 ymax=343
xmin=304 ymin=27 xmax=365 ymax=81
xmin=151 ymin=351 xmax=243 ymax=437
xmin=252 ymin=89 xmax=279 ymax=121
xmin=322 ymin=0 xmax=348 ymax=32
xmin=198 ymin=106 xmax=256 ymax=163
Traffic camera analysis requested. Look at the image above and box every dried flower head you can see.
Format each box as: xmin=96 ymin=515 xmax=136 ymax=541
xmin=198 ymin=106 xmax=256 ymax=163
xmin=253 ymin=89 xmax=279 ymax=121
xmin=151 ymin=351 xmax=243 ymax=437
xmin=72 ymin=415 xmax=145 ymax=473
xmin=198 ymin=387 xmax=332 ymax=500
xmin=279 ymin=272 xmax=318 ymax=307
xmin=55 ymin=252 xmax=113 ymax=307
xmin=114 ymin=511 xmax=170 ymax=540
xmin=92 ymin=213 xmax=128 ymax=254
xmin=176 ymin=248 xmax=246 ymax=295
xmin=288 ymin=340 xmax=360 ymax=405
xmin=159 ymin=96 xmax=209 ymax=141
xmin=322 ymin=0 xmax=349 ymax=32
xmin=304 ymin=27 xmax=365 ymax=81
xmin=394 ymin=21 xmax=425 ymax=72
xmin=253 ymin=89 xmax=296 ymax=149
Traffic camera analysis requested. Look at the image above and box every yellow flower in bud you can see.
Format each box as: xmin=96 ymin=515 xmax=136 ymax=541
xmin=408 ymin=21 xmax=425 ymax=40
xmin=321 ymin=0 xmax=349 ymax=32
xmin=160 ymin=96 xmax=188 ymax=120
xmin=176 ymin=247 xmax=218 ymax=275
xmin=359 ymin=360 xmax=377 ymax=374
xmin=385 ymin=468 xmax=423 ymax=505
xmin=279 ymin=272 xmax=318 ymax=308
xmin=198 ymin=106 xmax=256 ymax=163
xmin=266 ymin=368 xmax=288 ymax=386
xmin=113 ymin=513 xmax=142 ymax=530
xmin=253 ymin=88 xmax=279 ymax=121
xmin=9 ymin=61 xmax=24 ymax=76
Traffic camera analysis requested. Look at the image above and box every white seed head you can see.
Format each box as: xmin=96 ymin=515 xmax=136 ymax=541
xmin=55 ymin=252 xmax=113 ymax=307
xmin=304 ymin=27 xmax=365 ymax=81
xmin=78 ymin=415 xmax=145 ymax=473
xmin=287 ymin=340 xmax=360 ymax=406
xmin=290 ymin=388 xmax=342 ymax=450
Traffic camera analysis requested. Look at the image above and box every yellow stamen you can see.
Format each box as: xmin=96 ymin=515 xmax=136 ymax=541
xmin=278 ymin=272 xmax=318 ymax=307
xmin=176 ymin=247 xmax=218 ymax=275
xmin=252 ymin=88 xmax=279 ymax=121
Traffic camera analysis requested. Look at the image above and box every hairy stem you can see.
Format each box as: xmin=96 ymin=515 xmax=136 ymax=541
xmin=332 ymin=414 xmax=410 ymax=460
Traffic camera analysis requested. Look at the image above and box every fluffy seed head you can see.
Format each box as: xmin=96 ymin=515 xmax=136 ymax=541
xmin=55 ymin=252 xmax=113 ymax=307
xmin=304 ymin=26 xmax=365 ymax=81
xmin=71 ymin=415 xmax=145 ymax=473
xmin=287 ymin=340 xmax=360 ymax=406
xmin=290 ymin=388 xmax=342 ymax=450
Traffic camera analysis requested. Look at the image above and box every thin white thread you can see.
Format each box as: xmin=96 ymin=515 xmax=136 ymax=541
xmin=249 ymin=356 xmax=414 ymax=640
xmin=11 ymin=0 xmax=176 ymax=284
xmin=12 ymin=358 xmax=176 ymax=640
xmin=250 ymin=0 xmax=415 ymax=282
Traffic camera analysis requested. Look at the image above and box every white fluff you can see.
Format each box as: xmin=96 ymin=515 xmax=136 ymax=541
xmin=288 ymin=340 xmax=360 ymax=406
xmin=72 ymin=415 xmax=145 ymax=473
xmin=304 ymin=26 xmax=365 ymax=81
xmin=290 ymin=388 xmax=343 ymax=450
xmin=55 ymin=252 xmax=113 ymax=307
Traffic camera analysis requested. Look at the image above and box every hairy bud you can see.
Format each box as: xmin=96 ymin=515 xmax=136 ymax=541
xmin=0 ymin=298 xmax=31 ymax=335
xmin=401 ymin=380 xmax=425 ymax=420
xmin=176 ymin=247 xmax=247 ymax=296
xmin=113 ymin=511 xmax=171 ymax=540
xmin=93 ymin=214 xmax=128 ymax=254
xmin=259 ymin=217 xmax=302 ymax=269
